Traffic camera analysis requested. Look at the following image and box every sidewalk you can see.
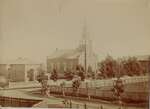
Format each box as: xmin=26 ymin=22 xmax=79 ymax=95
xmin=8 ymin=81 xmax=41 ymax=89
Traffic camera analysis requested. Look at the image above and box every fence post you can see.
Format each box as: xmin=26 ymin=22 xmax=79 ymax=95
xmin=99 ymin=105 xmax=103 ymax=109
xmin=86 ymin=82 xmax=91 ymax=101
xmin=77 ymin=104 xmax=79 ymax=109
xmin=70 ymin=99 xmax=72 ymax=108
xmin=118 ymin=96 xmax=122 ymax=109
xmin=84 ymin=103 xmax=87 ymax=109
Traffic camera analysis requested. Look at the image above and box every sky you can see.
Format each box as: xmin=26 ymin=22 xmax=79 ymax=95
xmin=0 ymin=0 xmax=150 ymax=63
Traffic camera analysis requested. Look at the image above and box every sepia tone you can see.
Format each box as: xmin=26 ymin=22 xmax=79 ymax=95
xmin=0 ymin=0 xmax=150 ymax=108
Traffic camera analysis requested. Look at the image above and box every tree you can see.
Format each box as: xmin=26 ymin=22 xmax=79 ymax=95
xmin=122 ymin=57 xmax=142 ymax=76
xmin=72 ymin=76 xmax=81 ymax=96
xmin=87 ymin=66 xmax=94 ymax=78
xmin=99 ymin=55 xmax=118 ymax=78
xmin=50 ymin=69 xmax=58 ymax=81
xmin=78 ymin=70 xmax=85 ymax=81
xmin=98 ymin=56 xmax=144 ymax=78
xmin=27 ymin=69 xmax=34 ymax=81
xmin=148 ymin=56 xmax=150 ymax=73
xmin=87 ymin=66 xmax=93 ymax=73
xmin=76 ymin=65 xmax=85 ymax=81
xmin=91 ymin=72 xmax=96 ymax=79
xmin=64 ymin=71 xmax=73 ymax=81
xmin=0 ymin=75 xmax=9 ymax=88
xmin=36 ymin=67 xmax=45 ymax=83
xmin=96 ymin=69 xmax=105 ymax=79
xmin=36 ymin=67 xmax=48 ymax=95
xmin=112 ymin=77 xmax=124 ymax=109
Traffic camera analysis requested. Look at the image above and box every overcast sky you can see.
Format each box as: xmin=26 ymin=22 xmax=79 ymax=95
xmin=0 ymin=0 xmax=150 ymax=62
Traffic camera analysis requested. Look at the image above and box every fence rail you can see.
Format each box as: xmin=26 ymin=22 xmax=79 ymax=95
xmin=79 ymin=76 xmax=149 ymax=88
xmin=48 ymin=78 xmax=149 ymax=102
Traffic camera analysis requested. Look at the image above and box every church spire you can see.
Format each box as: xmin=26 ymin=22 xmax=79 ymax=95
xmin=79 ymin=17 xmax=90 ymax=74
xmin=82 ymin=17 xmax=88 ymax=41
xmin=78 ymin=17 xmax=91 ymax=52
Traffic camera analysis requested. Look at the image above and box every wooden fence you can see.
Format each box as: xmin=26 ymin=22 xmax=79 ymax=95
xmin=63 ymin=99 xmax=104 ymax=109
xmin=48 ymin=83 xmax=149 ymax=103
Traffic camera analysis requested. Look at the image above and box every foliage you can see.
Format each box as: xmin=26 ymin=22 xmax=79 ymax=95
xmin=78 ymin=70 xmax=85 ymax=81
xmin=112 ymin=77 xmax=124 ymax=97
xmin=36 ymin=67 xmax=46 ymax=83
xmin=36 ymin=67 xmax=49 ymax=95
xmin=50 ymin=69 xmax=58 ymax=81
xmin=76 ymin=65 xmax=85 ymax=81
xmin=122 ymin=57 xmax=142 ymax=76
xmin=72 ymin=76 xmax=81 ymax=94
xmin=87 ymin=66 xmax=93 ymax=73
xmin=64 ymin=71 xmax=74 ymax=81
xmin=149 ymin=56 xmax=150 ymax=73
xmin=0 ymin=76 xmax=9 ymax=88
xmin=27 ymin=69 xmax=34 ymax=81
xmin=91 ymin=72 xmax=96 ymax=79
xmin=87 ymin=66 xmax=95 ymax=79
xmin=96 ymin=70 xmax=105 ymax=79
xmin=99 ymin=55 xmax=118 ymax=78
xmin=98 ymin=56 xmax=144 ymax=78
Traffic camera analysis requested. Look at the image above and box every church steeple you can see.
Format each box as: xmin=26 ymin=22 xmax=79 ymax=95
xmin=82 ymin=18 xmax=88 ymax=41
xmin=78 ymin=18 xmax=91 ymax=52
xmin=77 ymin=18 xmax=97 ymax=73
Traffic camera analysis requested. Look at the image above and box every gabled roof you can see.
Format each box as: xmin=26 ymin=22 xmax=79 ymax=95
xmin=47 ymin=49 xmax=81 ymax=59
xmin=0 ymin=58 xmax=41 ymax=65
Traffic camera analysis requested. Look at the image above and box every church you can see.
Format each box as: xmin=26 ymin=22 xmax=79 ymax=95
xmin=47 ymin=23 xmax=98 ymax=76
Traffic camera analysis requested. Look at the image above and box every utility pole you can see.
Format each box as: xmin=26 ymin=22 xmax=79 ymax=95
xmin=84 ymin=37 xmax=87 ymax=76
xmin=82 ymin=17 xmax=87 ymax=76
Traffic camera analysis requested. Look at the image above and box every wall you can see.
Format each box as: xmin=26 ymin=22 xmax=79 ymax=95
xmin=47 ymin=58 xmax=78 ymax=75
xmin=9 ymin=64 xmax=25 ymax=82
xmin=78 ymin=52 xmax=98 ymax=72
xmin=0 ymin=64 xmax=8 ymax=76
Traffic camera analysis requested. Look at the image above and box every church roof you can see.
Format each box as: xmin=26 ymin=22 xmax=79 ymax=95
xmin=47 ymin=49 xmax=81 ymax=59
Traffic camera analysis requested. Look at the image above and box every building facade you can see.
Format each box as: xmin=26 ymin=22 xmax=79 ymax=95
xmin=47 ymin=56 xmax=78 ymax=74
xmin=0 ymin=58 xmax=42 ymax=82
xmin=136 ymin=55 xmax=150 ymax=73
xmin=0 ymin=64 xmax=8 ymax=77
xmin=47 ymin=23 xmax=98 ymax=75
